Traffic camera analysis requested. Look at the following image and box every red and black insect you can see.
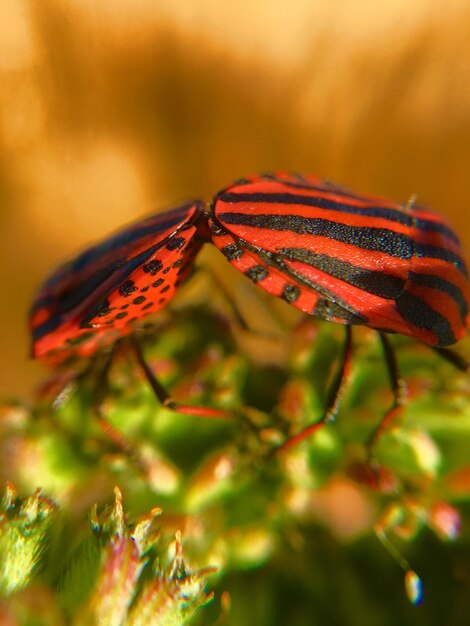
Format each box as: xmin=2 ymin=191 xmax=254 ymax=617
xmin=31 ymin=173 xmax=470 ymax=439
xmin=30 ymin=201 xmax=226 ymax=418
xmin=30 ymin=172 xmax=468 ymax=605
xmin=31 ymin=203 xmax=205 ymax=362
xmin=209 ymin=172 xmax=470 ymax=450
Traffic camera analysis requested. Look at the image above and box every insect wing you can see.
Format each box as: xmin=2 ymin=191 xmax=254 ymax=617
xmin=211 ymin=173 xmax=470 ymax=346
xmin=31 ymin=202 xmax=205 ymax=361
xmin=404 ymin=202 xmax=470 ymax=345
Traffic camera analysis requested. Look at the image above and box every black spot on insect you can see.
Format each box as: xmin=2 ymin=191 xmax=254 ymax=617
xmin=133 ymin=296 xmax=146 ymax=305
xmin=119 ymin=280 xmax=138 ymax=297
xmin=158 ymin=297 xmax=166 ymax=304
xmin=115 ymin=311 xmax=128 ymax=320
xmin=152 ymin=278 xmax=164 ymax=288
xmin=95 ymin=299 xmax=112 ymax=317
xmin=314 ymin=298 xmax=366 ymax=324
xmin=282 ymin=284 xmax=300 ymax=303
xmin=160 ymin=285 xmax=170 ymax=294
xmin=312 ymin=299 xmax=328 ymax=316
xmin=163 ymin=267 xmax=171 ymax=275
xmin=66 ymin=332 xmax=95 ymax=346
xmin=120 ymin=303 xmax=130 ymax=310
xmin=143 ymin=260 xmax=163 ymax=275
xmin=245 ymin=266 xmax=269 ymax=283
xmin=272 ymin=254 xmax=285 ymax=266
xmin=141 ymin=286 xmax=150 ymax=293
xmin=141 ymin=302 xmax=154 ymax=311
xmin=172 ymin=259 xmax=183 ymax=268
xmin=222 ymin=243 xmax=243 ymax=261
xmin=166 ymin=237 xmax=185 ymax=251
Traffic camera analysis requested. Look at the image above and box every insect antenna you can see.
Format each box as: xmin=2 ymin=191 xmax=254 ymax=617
xmin=375 ymin=516 xmax=423 ymax=605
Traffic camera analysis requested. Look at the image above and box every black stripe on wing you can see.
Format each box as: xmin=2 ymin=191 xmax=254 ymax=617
xmin=218 ymin=212 xmax=413 ymax=260
xmin=32 ymin=243 xmax=163 ymax=341
xmin=408 ymin=271 xmax=468 ymax=322
xmin=413 ymin=244 xmax=468 ymax=278
xmin=218 ymin=191 xmax=460 ymax=244
xmin=218 ymin=192 xmax=413 ymax=225
xmin=42 ymin=204 xmax=198 ymax=294
xmin=219 ymin=235 xmax=369 ymax=324
xmin=396 ymin=291 xmax=456 ymax=346
xmin=278 ymin=247 xmax=405 ymax=299
xmin=72 ymin=207 xmax=194 ymax=275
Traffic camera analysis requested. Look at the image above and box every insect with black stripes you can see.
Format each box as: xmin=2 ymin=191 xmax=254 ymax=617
xmin=210 ymin=172 xmax=470 ymax=451
xmin=31 ymin=172 xmax=469 ymax=446
xmin=30 ymin=202 xmax=231 ymax=420
xmin=30 ymin=171 xmax=469 ymax=606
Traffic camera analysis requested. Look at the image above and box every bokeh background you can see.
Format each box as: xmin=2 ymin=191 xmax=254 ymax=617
xmin=1 ymin=0 xmax=470 ymax=397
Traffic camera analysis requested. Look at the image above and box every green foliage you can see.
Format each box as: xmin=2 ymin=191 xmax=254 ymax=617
xmin=1 ymin=305 xmax=470 ymax=625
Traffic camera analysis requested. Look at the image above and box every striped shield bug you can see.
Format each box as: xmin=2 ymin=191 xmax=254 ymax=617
xmin=209 ymin=172 xmax=470 ymax=603
xmin=209 ymin=172 xmax=470 ymax=452
xmin=31 ymin=172 xmax=470 ymax=444
xmin=30 ymin=201 xmax=227 ymax=420
xmin=30 ymin=172 xmax=469 ymax=605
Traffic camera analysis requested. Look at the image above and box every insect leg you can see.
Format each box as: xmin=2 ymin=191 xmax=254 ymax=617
xmin=430 ymin=346 xmax=469 ymax=372
xmin=366 ymin=333 xmax=407 ymax=454
xmin=44 ymin=349 xmax=115 ymax=412
xmin=189 ymin=263 xmax=287 ymax=339
xmin=276 ymin=325 xmax=353 ymax=453
xmin=91 ymin=342 xmax=119 ymax=413
xmin=90 ymin=342 xmax=149 ymax=467
xmin=189 ymin=265 xmax=253 ymax=333
xmin=129 ymin=334 xmax=231 ymax=420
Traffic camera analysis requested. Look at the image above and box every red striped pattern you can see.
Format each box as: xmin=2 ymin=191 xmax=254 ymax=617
xmin=31 ymin=202 xmax=205 ymax=363
xmin=31 ymin=172 xmax=470 ymax=368
xmin=210 ymin=173 xmax=470 ymax=347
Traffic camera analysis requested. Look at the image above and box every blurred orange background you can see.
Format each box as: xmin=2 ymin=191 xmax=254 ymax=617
xmin=1 ymin=0 xmax=470 ymax=397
